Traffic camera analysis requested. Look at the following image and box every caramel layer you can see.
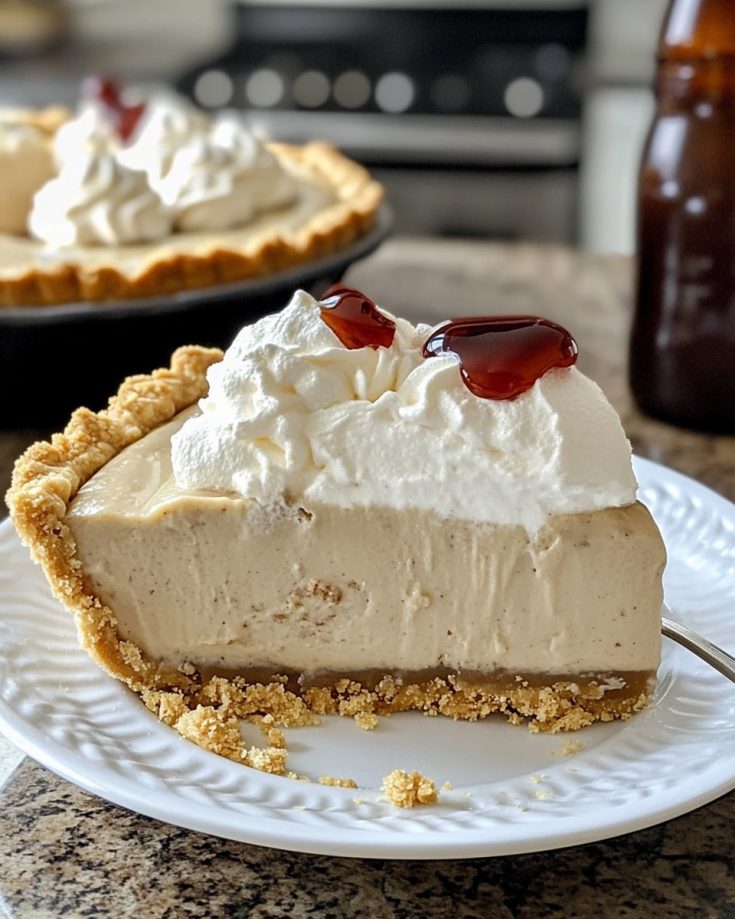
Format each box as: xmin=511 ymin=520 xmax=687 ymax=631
xmin=157 ymin=666 xmax=656 ymax=738
xmin=196 ymin=665 xmax=655 ymax=700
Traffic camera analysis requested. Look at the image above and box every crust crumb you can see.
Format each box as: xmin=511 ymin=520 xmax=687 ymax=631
xmin=550 ymin=739 xmax=585 ymax=757
xmin=175 ymin=706 xmax=243 ymax=763
xmin=143 ymin=690 xmax=188 ymax=726
xmin=252 ymin=714 xmax=287 ymax=749
xmin=382 ymin=769 xmax=438 ymax=808
xmin=245 ymin=746 xmax=287 ymax=775
xmin=354 ymin=711 xmax=378 ymax=731
xmin=286 ymin=772 xmax=311 ymax=783
xmin=318 ymin=775 xmax=359 ymax=789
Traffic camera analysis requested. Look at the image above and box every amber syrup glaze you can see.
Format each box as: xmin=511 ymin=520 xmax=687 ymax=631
xmin=318 ymin=285 xmax=396 ymax=349
xmin=83 ymin=76 xmax=146 ymax=142
xmin=423 ymin=316 xmax=577 ymax=400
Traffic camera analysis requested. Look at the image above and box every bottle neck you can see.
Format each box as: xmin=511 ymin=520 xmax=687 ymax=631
xmin=660 ymin=0 xmax=735 ymax=61
xmin=656 ymin=58 xmax=735 ymax=108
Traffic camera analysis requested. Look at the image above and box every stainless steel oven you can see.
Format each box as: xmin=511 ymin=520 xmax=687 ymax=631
xmin=178 ymin=0 xmax=589 ymax=241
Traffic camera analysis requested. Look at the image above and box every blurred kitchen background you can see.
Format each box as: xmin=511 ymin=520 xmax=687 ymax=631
xmin=0 ymin=0 xmax=668 ymax=253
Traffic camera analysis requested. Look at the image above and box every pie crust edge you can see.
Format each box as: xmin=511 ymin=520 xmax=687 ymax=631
xmin=6 ymin=346 xmax=223 ymax=691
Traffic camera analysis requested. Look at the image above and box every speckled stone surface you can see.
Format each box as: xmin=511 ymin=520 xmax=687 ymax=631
xmin=0 ymin=758 xmax=733 ymax=918
xmin=1 ymin=239 xmax=734 ymax=918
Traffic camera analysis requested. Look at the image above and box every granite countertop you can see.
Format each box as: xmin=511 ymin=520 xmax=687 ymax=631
xmin=1 ymin=239 xmax=734 ymax=918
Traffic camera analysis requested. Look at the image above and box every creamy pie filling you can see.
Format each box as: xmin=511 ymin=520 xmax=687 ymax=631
xmin=0 ymin=177 xmax=335 ymax=275
xmin=67 ymin=410 xmax=664 ymax=692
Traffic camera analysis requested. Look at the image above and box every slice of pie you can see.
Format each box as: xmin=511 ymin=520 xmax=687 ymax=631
xmin=6 ymin=287 xmax=665 ymax=770
xmin=0 ymin=85 xmax=382 ymax=307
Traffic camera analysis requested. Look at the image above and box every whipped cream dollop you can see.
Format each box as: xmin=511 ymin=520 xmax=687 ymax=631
xmin=25 ymin=91 xmax=299 ymax=242
xmin=158 ymin=138 xmax=259 ymax=232
xmin=171 ymin=291 xmax=637 ymax=532
xmin=52 ymin=102 xmax=119 ymax=167
xmin=118 ymin=93 xmax=210 ymax=188
xmin=28 ymin=152 xmax=172 ymax=247
xmin=160 ymin=128 xmax=297 ymax=232
xmin=212 ymin=113 xmax=297 ymax=213
xmin=119 ymin=101 xmax=296 ymax=231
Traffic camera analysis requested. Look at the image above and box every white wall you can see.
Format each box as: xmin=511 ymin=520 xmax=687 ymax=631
xmin=68 ymin=0 xmax=232 ymax=78
xmin=579 ymin=0 xmax=668 ymax=253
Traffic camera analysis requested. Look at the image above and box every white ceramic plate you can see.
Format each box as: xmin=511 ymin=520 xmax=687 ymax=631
xmin=1 ymin=456 xmax=734 ymax=859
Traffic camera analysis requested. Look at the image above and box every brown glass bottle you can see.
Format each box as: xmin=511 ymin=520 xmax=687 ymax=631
xmin=629 ymin=0 xmax=735 ymax=432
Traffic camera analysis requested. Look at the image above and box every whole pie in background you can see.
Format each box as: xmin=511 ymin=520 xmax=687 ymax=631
xmin=0 ymin=80 xmax=383 ymax=307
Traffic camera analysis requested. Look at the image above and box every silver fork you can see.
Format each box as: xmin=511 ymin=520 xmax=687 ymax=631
xmin=662 ymin=605 xmax=735 ymax=684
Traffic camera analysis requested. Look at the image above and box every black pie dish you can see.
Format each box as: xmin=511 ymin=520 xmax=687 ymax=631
xmin=0 ymin=205 xmax=392 ymax=428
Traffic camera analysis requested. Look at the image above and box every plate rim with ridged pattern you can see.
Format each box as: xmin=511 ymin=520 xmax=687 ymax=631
xmin=0 ymin=455 xmax=734 ymax=859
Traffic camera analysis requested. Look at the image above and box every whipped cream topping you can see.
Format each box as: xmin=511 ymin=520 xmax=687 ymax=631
xmin=171 ymin=291 xmax=638 ymax=532
xmin=118 ymin=93 xmax=210 ymax=188
xmin=151 ymin=111 xmax=297 ymax=231
xmin=28 ymin=152 xmax=172 ymax=247
xmin=160 ymin=128 xmax=297 ymax=232
xmin=158 ymin=138 xmax=258 ymax=232
xmin=19 ymin=91 xmax=301 ymax=243
xmin=52 ymin=102 xmax=119 ymax=166
xmin=212 ymin=114 xmax=297 ymax=213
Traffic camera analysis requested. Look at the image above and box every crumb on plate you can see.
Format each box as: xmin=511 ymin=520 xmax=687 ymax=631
xmin=319 ymin=775 xmax=359 ymax=789
xmin=382 ymin=769 xmax=438 ymax=808
xmin=550 ymin=739 xmax=585 ymax=757
xmin=354 ymin=711 xmax=379 ymax=731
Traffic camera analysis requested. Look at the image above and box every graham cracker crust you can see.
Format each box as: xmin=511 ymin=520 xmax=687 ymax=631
xmin=138 ymin=668 xmax=653 ymax=777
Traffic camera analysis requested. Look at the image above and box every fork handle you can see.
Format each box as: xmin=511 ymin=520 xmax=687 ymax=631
xmin=662 ymin=616 xmax=735 ymax=684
